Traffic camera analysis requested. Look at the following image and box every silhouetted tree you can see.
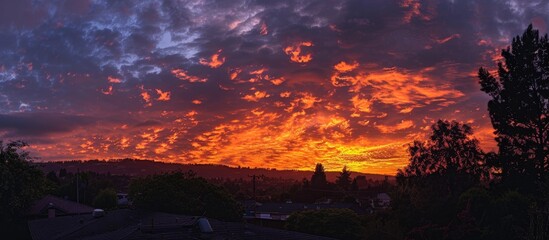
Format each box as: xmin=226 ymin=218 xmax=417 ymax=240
xmin=46 ymin=170 xmax=59 ymax=184
xmin=336 ymin=166 xmax=352 ymax=190
xmin=310 ymin=163 xmax=327 ymax=189
xmin=302 ymin=178 xmax=310 ymax=188
xmin=129 ymin=171 xmax=242 ymax=221
xmin=0 ymin=141 xmax=46 ymax=222
xmin=478 ymin=24 xmax=549 ymax=192
xmin=92 ymin=188 xmax=117 ymax=209
xmin=351 ymin=178 xmax=359 ymax=191
xmin=59 ymin=168 xmax=67 ymax=178
xmin=398 ymin=120 xmax=487 ymax=183
xmin=394 ymin=121 xmax=488 ymax=235
xmin=454 ymin=187 xmax=531 ymax=240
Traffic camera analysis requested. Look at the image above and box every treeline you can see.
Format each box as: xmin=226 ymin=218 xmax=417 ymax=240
xmin=37 ymin=159 xmax=391 ymax=181
xmin=44 ymin=169 xmax=129 ymax=208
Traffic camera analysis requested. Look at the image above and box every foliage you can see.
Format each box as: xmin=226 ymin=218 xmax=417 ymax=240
xmin=336 ymin=166 xmax=352 ymax=190
xmin=456 ymin=189 xmax=530 ymax=240
xmin=399 ymin=120 xmax=487 ymax=180
xmin=0 ymin=141 xmax=46 ymax=222
xmin=53 ymin=171 xmax=117 ymax=205
xmin=361 ymin=211 xmax=405 ymax=240
xmin=92 ymin=188 xmax=118 ymax=209
xmin=129 ymin=171 xmax=242 ymax=221
xmin=457 ymin=187 xmax=492 ymax=222
xmin=286 ymin=208 xmax=365 ymax=240
xmin=46 ymin=171 xmax=59 ymax=184
xmin=397 ymin=120 xmax=487 ymax=206
xmin=392 ymin=121 xmax=492 ymax=238
xmin=478 ymin=24 xmax=549 ymax=192
xmin=390 ymin=186 xmax=531 ymax=240
xmin=484 ymin=191 xmax=531 ymax=240
xmin=310 ymin=163 xmax=327 ymax=189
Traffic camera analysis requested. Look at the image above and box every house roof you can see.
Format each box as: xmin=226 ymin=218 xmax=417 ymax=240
xmin=28 ymin=209 xmax=138 ymax=240
xmin=245 ymin=201 xmax=368 ymax=215
xmin=28 ymin=209 xmax=336 ymax=240
xmin=26 ymin=195 xmax=94 ymax=216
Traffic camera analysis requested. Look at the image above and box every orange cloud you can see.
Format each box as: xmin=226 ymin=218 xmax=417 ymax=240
xmin=199 ymin=49 xmax=225 ymax=68
xmin=119 ymin=137 xmax=130 ymax=149
xmin=192 ymin=99 xmax=202 ymax=105
xmin=171 ymin=69 xmax=208 ymax=83
xmin=399 ymin=107 xmax=414 ymax=113
xmin=376 ymin=120 xmax=414 ymax=133
xmin=184 ymin=107 xmax=410 ymax=175
xmin=350 ymin=95 xmax=373 ymax=114
xmin=280 ymin=91 xmax=291 ymax=98
xmin=155 ymin=89 xmax=171 ymax=101
xmin=108 ymin=76 xmax=122 ymax=83
xmin=334 ymin=61 xmax=359 ymax=72
xmin=167 ymin=132 xmax=179 ymax=144
xmin=284 ymin=41 xmax=313 ymax=63
xmin=298 ymin=92 xmax=321 ymax=109
xmin=229 ymin=68 xmax=242 ymax=80
xmin=477 ymin=39 xmax=491 ymax=46
xmin=27 ymin=103 xmax=417 ymax=175
xmin=79 ymin=139 xmax=97 ymax=153
xmin=139 ymin=86 xmax=152 ymax=107
xmin=400 ymin=0 xmax=433 ymax=23
xmin=269 ymin=77 xmax=285 ymax=85
xmin=155 ymin=143 xmax=169 ymax=154
xmin=186 ymin=110 xmax=198 ymax=118
xmin=436 ymin=34 xmax=461 ymax=44
xmin=242 ymin=91 xmax=269 ymax=102
xmin=331 ymin=66 xmax=464 ymax=110
xmin=249 ymin=68 xmax=267 ymax=75
xmin=260 ymin=22 xmax=268 ymax=35
xmin=472 ymin=125 xmax=497 ymax=152
xmin=136 ymin=128 xmax=163 ymax=150
xmin=101 ymin=85 xmax=113 ymax=95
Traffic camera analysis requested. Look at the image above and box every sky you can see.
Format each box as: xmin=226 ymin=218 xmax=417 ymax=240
xmin=0 ymin=0 xmax=548 ymax=175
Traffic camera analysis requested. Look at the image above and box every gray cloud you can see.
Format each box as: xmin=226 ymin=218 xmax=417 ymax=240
xmin=0 ymin=112 xmax=96 ymax=136
xmin=0 ymin=0 xmax=545 ymax=172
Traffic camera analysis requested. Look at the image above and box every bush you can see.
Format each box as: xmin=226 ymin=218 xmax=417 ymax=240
xmin=286 ymin=208 xmax=365 ymax=240
xmin=93 ymin=188 xmax=118 ymax=209
xmin=0 ymin=141 xmax=46 ymax=222
xmin=129 ymin=172 xmax=242 ymax=221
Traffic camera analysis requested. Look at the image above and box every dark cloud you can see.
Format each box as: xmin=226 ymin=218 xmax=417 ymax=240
xmin=0 ymin=112 xmax=96 ymax=136
xmin=0 ymin=0 xmax=546 ymax=173
xmin=0 ymin=0 xmax=49 ymax=29
xmin=134 ymin=120 xmax=163 ymax=128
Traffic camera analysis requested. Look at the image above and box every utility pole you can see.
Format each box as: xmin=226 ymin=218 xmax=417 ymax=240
xmin=248 ymin=175 xmax=264 ymax=201
xmin=76 ymin=168 xmax=80 ymax=215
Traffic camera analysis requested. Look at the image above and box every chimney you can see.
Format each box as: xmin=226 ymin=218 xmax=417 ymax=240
xmin=48 ymin=203 xmax=56 ymax=219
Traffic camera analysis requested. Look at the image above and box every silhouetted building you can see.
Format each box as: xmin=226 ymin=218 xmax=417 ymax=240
xmin=26 ymin=195 xmax=94 ymax=218
xmin=28 ymin=209 xmax=335 ymax=240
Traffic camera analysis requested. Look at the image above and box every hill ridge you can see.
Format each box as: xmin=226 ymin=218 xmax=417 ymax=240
xmin=35 ymin=159 xmax=394 ymax=182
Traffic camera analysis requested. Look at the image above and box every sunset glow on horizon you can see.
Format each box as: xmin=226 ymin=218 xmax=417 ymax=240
xmin=1 ymin=0 xmax=548 ymax=175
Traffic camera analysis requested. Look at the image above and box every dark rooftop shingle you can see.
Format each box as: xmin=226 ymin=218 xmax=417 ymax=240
xmin=26 ymin=195 xmax=94 ymax=216
xmin=28 ymin=209 xmax=336 ymax=240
